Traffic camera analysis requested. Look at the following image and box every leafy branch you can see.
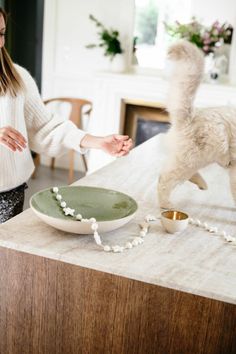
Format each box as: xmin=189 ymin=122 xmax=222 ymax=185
xmin=86 ymin=14 xmax=123 ymax=61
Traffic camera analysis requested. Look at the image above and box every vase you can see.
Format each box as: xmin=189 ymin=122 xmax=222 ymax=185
xmin=109 ymin=54 xmax=126 ymax=73
xmin=204 ymin=47 xmax=230 ymax=84
xmin=214 ymin=44 xmax=231 ymax=74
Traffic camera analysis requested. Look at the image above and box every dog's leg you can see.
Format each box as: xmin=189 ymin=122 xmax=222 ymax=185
xmin=229 ymin=163 xmax=236 ymax=204
xmin=158 ymin=167 xmax=195 ymax=209
xmin=189 ymin=172 xmax=208 ymax=190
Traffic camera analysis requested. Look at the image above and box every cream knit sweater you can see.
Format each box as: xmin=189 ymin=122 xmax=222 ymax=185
xmin=0 ymin=64 xmax=87 ymax=192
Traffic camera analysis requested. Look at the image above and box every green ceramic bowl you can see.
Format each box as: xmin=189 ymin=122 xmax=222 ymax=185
xmin=30 ymin=186 xmax=138 ymax=234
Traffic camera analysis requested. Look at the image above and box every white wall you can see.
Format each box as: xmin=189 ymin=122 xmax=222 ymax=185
xmin=42 ymin=0 xmax=134 ymax=96
xmin=191 ymin=0 xmax=236 ymax=25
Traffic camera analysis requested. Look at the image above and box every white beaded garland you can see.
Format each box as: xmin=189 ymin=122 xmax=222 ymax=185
xmin=52 ymin=187 xmax=236 ymax=253
xmin=189 ymin=217 xmax=236 ymax=246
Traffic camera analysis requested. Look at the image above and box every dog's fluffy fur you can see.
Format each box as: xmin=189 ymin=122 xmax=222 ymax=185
xmin=158 ymin=40 xmax=236 ymax=209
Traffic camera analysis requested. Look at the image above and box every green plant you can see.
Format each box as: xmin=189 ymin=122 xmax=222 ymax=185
xmin=165 ymin=18 xmax=233 ymax=55
xmin=86 ymin=14 xmax=123 ymax=61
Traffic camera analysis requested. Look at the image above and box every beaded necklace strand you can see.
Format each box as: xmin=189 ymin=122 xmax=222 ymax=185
xmin=52 ymin=187 xmax=236 ymax=253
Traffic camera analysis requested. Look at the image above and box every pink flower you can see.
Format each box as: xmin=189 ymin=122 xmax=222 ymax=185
xmin=203 ymin=32 xmax=210 ymax=39
xmin=213 ymin=20 xmax=220 ymax=29
xmin=212 ymin=28 xmax=219 ymax=36
xmin=203 ymin=38 xmax=211 ymax=44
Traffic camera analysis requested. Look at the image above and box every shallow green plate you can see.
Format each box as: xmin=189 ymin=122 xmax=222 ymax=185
xmin=30 ymin=186 xmax=138 ymax=234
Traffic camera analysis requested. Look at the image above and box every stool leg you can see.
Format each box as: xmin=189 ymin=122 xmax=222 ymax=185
xmin=32 ymin=154 xmax=40 ymax=179
xmin=51 ymin=158 xmax=55 ymax=170
xmin=81 ymin=155 xmax=88 ymax=173
xmin=69 ymin=150 xmax=74 ymax=184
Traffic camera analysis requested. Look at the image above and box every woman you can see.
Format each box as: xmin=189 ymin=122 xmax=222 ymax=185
xmin=0 ymin=8 xmax=132 ymax=223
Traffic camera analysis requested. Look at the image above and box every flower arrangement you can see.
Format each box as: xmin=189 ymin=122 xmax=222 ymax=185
xmin=86 ymin=14 xmax=124 ymax=61
xmin=165 ymin=18 xmax=233 ymax=55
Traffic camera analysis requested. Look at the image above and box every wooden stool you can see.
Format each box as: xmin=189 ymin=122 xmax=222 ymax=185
xmin=32 ymin=97 xmax=92 ymax=183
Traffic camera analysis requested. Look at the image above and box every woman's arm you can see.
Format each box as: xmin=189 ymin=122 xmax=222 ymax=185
xmin=15 ymin=65 xmax=133 ymax=157
xmin=80 ymin=134 xmax=132 ymax=157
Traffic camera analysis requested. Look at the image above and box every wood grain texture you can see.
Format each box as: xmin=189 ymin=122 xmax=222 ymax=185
xmin=0 ymin=246 xmax=235 ymax=354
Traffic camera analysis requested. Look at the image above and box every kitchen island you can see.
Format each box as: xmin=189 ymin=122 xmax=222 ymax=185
xmin=0 ymin=134 xmax=235 ymax=354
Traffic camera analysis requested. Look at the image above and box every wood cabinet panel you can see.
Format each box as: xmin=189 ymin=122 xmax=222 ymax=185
xmin=0 ymin=246 xmax=235 ymax=354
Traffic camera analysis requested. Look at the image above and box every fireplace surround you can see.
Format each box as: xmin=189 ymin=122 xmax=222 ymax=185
xmin=120 ymin=99 xmax=170 ymax=146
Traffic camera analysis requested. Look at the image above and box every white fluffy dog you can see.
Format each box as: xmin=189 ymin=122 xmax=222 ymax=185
xmin=158 ymin=40 xmax=236 ymax=209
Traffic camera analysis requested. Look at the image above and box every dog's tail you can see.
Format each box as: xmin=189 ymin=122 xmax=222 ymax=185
xmin=166 ymin=40 xmax=204 ymax=126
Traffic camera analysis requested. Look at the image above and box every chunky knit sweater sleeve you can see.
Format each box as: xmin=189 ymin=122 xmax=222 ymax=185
xmin=16 ymin=65 xmax=87 ymax=157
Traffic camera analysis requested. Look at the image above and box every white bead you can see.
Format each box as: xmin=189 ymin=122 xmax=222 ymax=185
xmin=220 ymin=231 xmax=227 ymax=237
xmin=94 ymin=232 xmax=102 ymax=245
xmin=139 ymin=222 xmax=149 ymax=229
xmin=132 ymin=239 xmax=139 ymax=246
xmin=90 ymin=217 xmax=96 ymax=223
xmin=196 ymin=219 xmax=201 ymax=227
xmin=203 ymin=222 xmax=208 ymax=229
xmin=140 ymin=230 xmax=147 ymax=237
xmin=61 ymin=201 xmax=66 ymax=208
xmin=225 ymin=235 xmax=235 ymax=242
xmin=104 ymin=245 xmax=111 ymax=252
xmin=76 ymin=214 xmax=82 ymax=220
xmin=56 ymin=194 xmax=62 ymax=201
xmin=82 ymin=218 xmax=89 ymax=222
xmin=64 ymin=207 xmax=75 ymax=216
xmin=189 ymin=218 xmax=194 ymax=224
xmin=136 ymin=237 xmax=144 ymax=244
xmin=145 ymin=214 xmax=156 ymax=222
xmin=112 ymin=245 xmax=122 ymax=253
xmin=125 ymin=242 xmax=132 ymax=249
xmin=209 ymin=227 xmax=218 ymax=233
xmin=91 ymin=223 xmax=98 ymax=231
xmin=52 ymin=187 xmax=59 ymax=193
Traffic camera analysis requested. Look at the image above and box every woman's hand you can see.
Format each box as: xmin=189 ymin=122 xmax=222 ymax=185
xmin=80 ymin=134 xmax=133 ymax=157
xmin=100 ymin=135 xmax=133 ymax=156
xmin=0 ymin=126 xmax=27 ymax=152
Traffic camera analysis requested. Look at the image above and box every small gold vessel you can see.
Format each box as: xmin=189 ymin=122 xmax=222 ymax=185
xmin=161 ymin=210 xmax=189 ymax=233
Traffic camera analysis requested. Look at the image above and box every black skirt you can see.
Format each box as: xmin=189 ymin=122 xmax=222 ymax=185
xmin=0 ymin=183 xmax=28 ymax=223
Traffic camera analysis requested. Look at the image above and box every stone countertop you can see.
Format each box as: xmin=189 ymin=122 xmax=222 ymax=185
xmin=0 ymin=134 xmax=236 ymax=304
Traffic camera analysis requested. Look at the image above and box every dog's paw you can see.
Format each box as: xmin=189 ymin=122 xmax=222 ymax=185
xmin=189 ymin=173 xmax=208 ymax=190
xmin=198 ymin=182 xmax=208 ymax=190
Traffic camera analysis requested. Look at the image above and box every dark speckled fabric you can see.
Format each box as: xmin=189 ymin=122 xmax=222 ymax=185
xmin=0 ymin=183 xmax=28 ymax=223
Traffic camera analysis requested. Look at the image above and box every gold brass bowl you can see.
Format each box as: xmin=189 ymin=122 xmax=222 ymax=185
xmin=161 ymin=210 xmax=189 ymax=233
